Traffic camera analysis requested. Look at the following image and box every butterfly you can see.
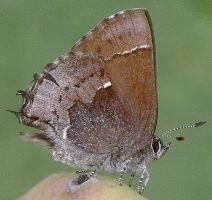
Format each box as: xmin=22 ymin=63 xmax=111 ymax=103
xmin=13 ymin=8 xmax=206 ymax=194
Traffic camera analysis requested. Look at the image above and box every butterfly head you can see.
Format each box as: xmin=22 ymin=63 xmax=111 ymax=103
xmin=151 ymin=136 xmax=171 ymax=160
xmin=151 ymin=121 xmax=207 ymax=160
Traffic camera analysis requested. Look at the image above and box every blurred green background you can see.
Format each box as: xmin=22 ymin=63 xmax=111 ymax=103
xmin=0 ymin=0 xmax=211 ymax=199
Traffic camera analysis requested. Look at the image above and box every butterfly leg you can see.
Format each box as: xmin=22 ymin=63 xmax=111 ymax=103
xmin=143 ymin=169 xmax=150 ymax=189
xmin=164 ymin=142 xmax=171 ymax=152
xmin=137 ymin=167 xmax=149 ymax=194
xmin=76 ymin=169 xmax=90 ymax=174
xmin=128 ymin=173 xmax=135 ymax=187
xmin=118 ymin=167 xmax=126 ymax=186
xmin=154 ymin=141 xmax=171 ymax=160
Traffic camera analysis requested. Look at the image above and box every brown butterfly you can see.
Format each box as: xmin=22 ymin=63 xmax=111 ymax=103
xmin=12 ymin=8 xmax=206 ymax=194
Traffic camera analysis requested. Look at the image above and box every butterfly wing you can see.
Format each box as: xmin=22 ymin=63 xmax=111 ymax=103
xmin=18 ymin=8 xmax=157 ymax=155
xmin=18 ymin=52 xmax=136 ymax=154
xmin=105 ymin=47 xmax=157 ymax=150
xmin=18 ymin=53 xmax=108 ymax=136
xmin=72 ymin=8 xmax=154 ymax=59
xmin=72 ymin=8 xmax=157 ymax=149
xmin=65 ymin=47 xmax=157 ymax=154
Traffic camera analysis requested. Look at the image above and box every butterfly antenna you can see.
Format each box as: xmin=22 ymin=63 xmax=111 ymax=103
xmin=161 ymin=121 xmax=207 ymax=138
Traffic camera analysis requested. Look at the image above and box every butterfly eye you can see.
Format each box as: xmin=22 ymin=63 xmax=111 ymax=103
xmin=152 ymin=138 xmax=161 ymax=154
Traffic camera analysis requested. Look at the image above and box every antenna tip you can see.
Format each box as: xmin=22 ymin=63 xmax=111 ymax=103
xmin=194 ymin=121 xmax=207 ymax=127
xmin=176 ymin=136 xmax=185 ymax=141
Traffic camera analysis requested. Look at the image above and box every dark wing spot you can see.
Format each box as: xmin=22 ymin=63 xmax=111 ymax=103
xmin=81 ymin=78 xmax=85 ymax=83
xmin=107 ymin=39 xmax=112 ymax=44
xmin=45 ymin=63 xmax=55 ymax=70
xmin=59 ymin=95 xmax=62 ymax=103
xmin=81 ymin=35 xmax=87 ymax=42
xmin=100 ymin=69 xmax=104 ymax=77
xmin=52 ymin=109 xmax=59 ymax=119
xmin=43 ymin=72 xmax=59 ymax=86
xmin=64 ymin=86 xmax=69 ymax=91
xmin=33 ymin=73 xmax=39 ymax=80
xmin=74 ymin=83 xmax=80 ymax=88
xmin=29 ymin=115 xmax=39 ymax=121
xmin=118 ymin=35 xmax=123 ymax=41
xmin=96 ymin=46 xmax=102 ymax=54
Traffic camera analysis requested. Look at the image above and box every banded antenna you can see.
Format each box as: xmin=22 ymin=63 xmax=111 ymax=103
xmin=161 ymin=121 xmax=207 ymax=140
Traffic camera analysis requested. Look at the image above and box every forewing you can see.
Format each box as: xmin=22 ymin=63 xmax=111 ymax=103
xmin=72 ymin=8 xmax=157 ymax=146
xmin=105 ymin=47 xmax=157 ymax=148
xmin=72 ymin=8 xmax=154 ymax=59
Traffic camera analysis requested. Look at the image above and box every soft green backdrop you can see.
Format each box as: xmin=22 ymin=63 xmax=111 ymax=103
xmin=0 ymin=0 xmax=211 ymax=199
